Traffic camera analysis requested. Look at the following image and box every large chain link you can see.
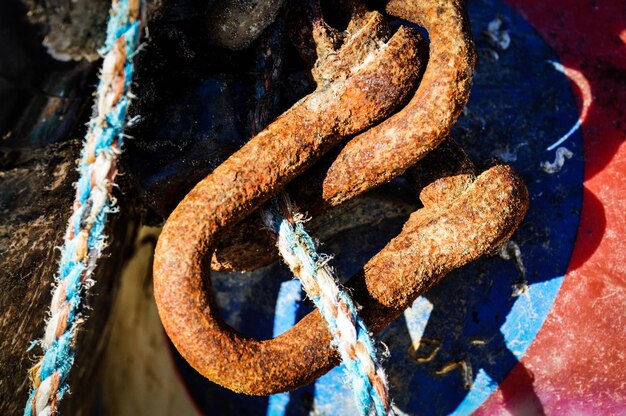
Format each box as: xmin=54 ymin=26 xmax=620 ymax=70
xmin=153 ymin=0 xmax=528 ymax=395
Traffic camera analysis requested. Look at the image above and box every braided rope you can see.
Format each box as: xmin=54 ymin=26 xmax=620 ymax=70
xmin=25 ymin=1 xmax=142 ymax=414
xmin=262 ymin=193 xmax=393 ymax=416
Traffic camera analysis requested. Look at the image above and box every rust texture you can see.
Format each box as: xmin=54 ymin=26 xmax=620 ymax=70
xmin=211 ymin=0 xmax=476 ymax=272
xmin=210 ymin=0 xmax=428 ymax=271
xmin=153 ymin=0 xmax=529 ymax=396
xmin=322 ymin=0 xmax=476 ymax=205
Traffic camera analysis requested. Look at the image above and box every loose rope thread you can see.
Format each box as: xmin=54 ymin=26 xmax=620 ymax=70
xmin=262 ymin=193 xmax=393 ymax=416
xmin=25 ymin=1 xmax=142 ymax=414
xmin=541 ymin=146 xmax=573 ymax=174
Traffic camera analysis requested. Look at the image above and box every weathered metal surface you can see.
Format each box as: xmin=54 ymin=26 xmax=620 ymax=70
xmin=211 ymin=0 xmax=477 ymax=272
xmin=152 ymin=0 xmax=528 ymax=397
xmin=321 ymin=0 xmax=476 ymax=206
xmin=153 ymin=4 xmax=427 ymax=393
xmin=476 ymin=0 xmax=626 ymax=413
xmin=103 ymin=0 xmax=623 ymax=414
xmin=6 ymin=0 xmax=615 ymax=414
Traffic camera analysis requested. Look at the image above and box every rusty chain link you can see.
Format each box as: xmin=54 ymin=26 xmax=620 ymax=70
xmin=153 ymin=0 xmax=529 ymax=396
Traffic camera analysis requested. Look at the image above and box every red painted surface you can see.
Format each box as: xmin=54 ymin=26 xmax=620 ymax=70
xmin=477 ymin=1 xmax=626 ymax=414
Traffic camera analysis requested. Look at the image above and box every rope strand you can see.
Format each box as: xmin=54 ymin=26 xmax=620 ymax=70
xmin=25 ymin=1 xmax=142 ymax=414
xmin=262 ymin=193 xmax=393 ymax=415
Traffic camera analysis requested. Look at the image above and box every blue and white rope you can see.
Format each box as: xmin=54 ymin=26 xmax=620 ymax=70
xmin=25 ymin=1 xmax=142 ymax=414
xmin=262 ymin=193 xmax=393 ymax=416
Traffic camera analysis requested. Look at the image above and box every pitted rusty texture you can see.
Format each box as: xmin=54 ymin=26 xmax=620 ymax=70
xmin=209 ymin=1 xmax=429 ymax=272
xmin=211 ymin=0 xmax=476 ymax=272
xmin=153 ymin=0 xmax=529 ymax=396
xmin=323 ymin=0 xmax=477 ymax=205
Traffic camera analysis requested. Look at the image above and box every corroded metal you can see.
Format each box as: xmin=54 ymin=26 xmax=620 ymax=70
xmin=153 ymin=0 xmax=529 ymax=396
xmin=211 ymin=0 xmax=476 ymax=271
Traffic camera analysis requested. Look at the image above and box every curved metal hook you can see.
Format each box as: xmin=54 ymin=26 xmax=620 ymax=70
xmin=153 ymin=0 xmax=528 ymax=396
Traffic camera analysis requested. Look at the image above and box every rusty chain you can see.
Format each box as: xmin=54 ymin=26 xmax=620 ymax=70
xmin=153 ymin=0 xmax=529 ymax=396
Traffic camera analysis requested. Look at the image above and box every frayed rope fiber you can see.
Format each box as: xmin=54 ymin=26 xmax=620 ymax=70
xmin=24 ymin=1 xmax=142 ymax=415
xmin=262 ymin=193 xmax=394 ymax=416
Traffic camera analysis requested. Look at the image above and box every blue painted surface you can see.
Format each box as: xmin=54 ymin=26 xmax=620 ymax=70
xmin=267 ymin=281 xmax=302 ymax=416
xmin=171 ymin=0 xmax=584 ymax=414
